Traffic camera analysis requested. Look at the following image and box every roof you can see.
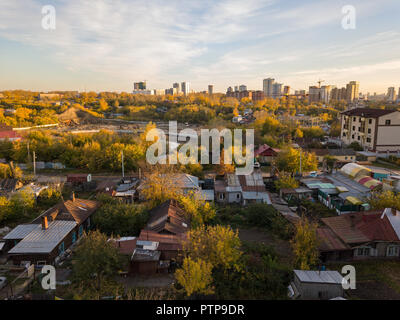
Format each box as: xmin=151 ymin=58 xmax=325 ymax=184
xmin=198 ymin=189 xmax=214 ymax=201
xmin=328 ymin=149 xmax=356 ymax=157
xmin=242 ymin=191 xmax=272 ymax=204
xmin=294 ymin=270 xmax=343 ymax=284
xmin=138 ymin=230 xmax=185 ymax=251
xmin=32 ymin=198 xmax=100 ymax=225
xmin=3 ymin=224 xmax=38 ymax=240
xmin=382 ymin=208 xmax=400 ymax=239
xmin=254 ymin=144 xmax=280 ymax=157
xmin=341 ymin=108 xmax=397 ymax=118
xmin=0 ymin=130 xmax=21 ymax=140
xmin=317 ymin=227 xmax=351 ymax=252
xmin=0 ymin=179 xmax=20 ymax=193
xmin=321 ymin=210 xmax=399 ymax=244
xmin=131 ymin=248 xmax=161 ymax=262
xmin=8 ymin=220 xmax=77 ymax=254
xmin=309 ymin=149 xmax=330 ymax=157
xmin=145 ymin=200 xmax=190 ymax=235
xmin=340 ymin=163 xmax=371 ymax=178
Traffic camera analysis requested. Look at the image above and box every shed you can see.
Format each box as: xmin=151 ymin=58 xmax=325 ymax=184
xmin=289 ymin=270 xmax=344 ymax=300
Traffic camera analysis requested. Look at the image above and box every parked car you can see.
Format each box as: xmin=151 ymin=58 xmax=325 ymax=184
xmin=0 ymin=276 xmax=7 ymax=290
xmin=254 ymin=161 xmax=261 ymax=169
xmin=309 ymin=171 xmax=318 ymax=177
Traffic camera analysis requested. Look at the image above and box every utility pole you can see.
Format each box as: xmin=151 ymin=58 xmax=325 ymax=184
xmin=121 ymin=150 xmax=125 ymax=178
xmin=33 ymin=151 xmax=36 ymax=177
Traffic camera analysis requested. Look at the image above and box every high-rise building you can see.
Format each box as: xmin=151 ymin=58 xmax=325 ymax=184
xmin=263 ymin=78 xmax=275 ymax=97
xmin=208 ymin=85 xmax=214 ymax=95
xmin=346 ymin=81 xmax=360 ymax=102
xmin=320 ymin=85 xmax=333 ymax=103
xmin=227 ymin=86 xmax=233 ymax=93
xmin=387 ymin=87 xmax=396 ymax=102
xmin=272 ymin=83 xmax=282 ymax=99
xmin=173 ymin=82 xmax=180 ymax=94
xmin=239 ymin=85 xmax=247 ymax=92
xmin=181 ymin=82 xmax=190 ymax=95
xmin=308 ymin=86 xmax=320 ymax=103
xmin=134 ymin=81 xmax=146 ymax=90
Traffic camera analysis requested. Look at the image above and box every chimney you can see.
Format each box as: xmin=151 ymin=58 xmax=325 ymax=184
xmin=41 ymin=216 xmax=48 ymax=230
xmin=391 ymin=208 xmax=397 ymax=216
xmin=72 ymin=192 xmax=75 ymax=202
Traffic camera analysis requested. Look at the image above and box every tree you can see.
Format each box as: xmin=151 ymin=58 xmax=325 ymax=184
xmin=369 ymin=191 xmax=400 ymax=211
xmin=73 ymin=230 xmax=124 ymax=297
xmin=274 ymin=147 xmax=317 ymax=174
xmin=348 ymin=141 xmax=363 ymax=151
xmin=184 ymin=225 xmax=242 ymax=272
xmin=291 ymin=217 xmax=319 ymax=270
xmin=274 ymin=173 xmax=299 ymax=191
xmin=324 ymin=155 xmax=336 ymax=172
xmin=177 ymin=192 xmax=216 ymax=227
xmin=92 ymin=203 xmax=148 ymax=236
xmin=175 ymin=257 xmax=214 ymax=297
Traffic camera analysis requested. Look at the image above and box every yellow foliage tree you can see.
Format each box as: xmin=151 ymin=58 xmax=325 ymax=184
xmin=291 ymin=217 xmax=319 ymax=270
xmin=177 ymin=192 xmax=216 ymax=227
xmin=184 ymin=225 xmax=242 ymax=272
xmin=274 ymin=173 xmax=299 ymax=191
xmin=369 ymin=191 xmax=400 ymax=211
xmin=175 ymin=257 xmax=214 ymax=296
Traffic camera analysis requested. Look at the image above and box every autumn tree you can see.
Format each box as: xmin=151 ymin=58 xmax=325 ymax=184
xmin=369 ymin=191 xmax=400 ymax=211
xmin=177 ymin=191 xmax=216 ymax=227
xmin=184 ymin=225 xmax=242 ymax=272
xmin=274 ymin=173 xmax=299 ymax=191
xmin=274 ymin=147 xmax=317 ymax=175
xmin=291 ymin=217 xmax=319 ymax=270
xmin=175 ymin=257 xmax=214 ymax=297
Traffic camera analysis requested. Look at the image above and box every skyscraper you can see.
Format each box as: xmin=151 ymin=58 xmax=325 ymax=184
xmin=263 ymin=78 xmax=275 ymax=97
xmin=181 ymin=82 xmax=190 ymax=95
xmin=387 ymin=87 xmax=396 ymax=101
xmin=272 ymin=83 xmax=282 ymax=99
xmin=208 ymin=85 xmax=214 ymax=95
xmin=346 ymin=81 xmax=360 ymax=102
xmin=134 ymin=81 xmax=146 ymax=90
xmin=173 ymin=82 xmax=180 ymax=94
xmin=239 ymin=85 xmax=247 ymax=92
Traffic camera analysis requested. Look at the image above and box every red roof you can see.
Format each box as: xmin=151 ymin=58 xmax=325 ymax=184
xmin=0 ymin=130 xmax=21 ymax=140
xmin=321 ymin=210 xmax=400 ymax=245
xmin=254 ymin=144 xmax=280 ymax=157
xmin=138 ymin=230 xmax=186 ymax=251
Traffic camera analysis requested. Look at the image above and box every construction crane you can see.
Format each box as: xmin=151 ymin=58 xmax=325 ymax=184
xmin=317 ymin=79 xmax=325 ymax=88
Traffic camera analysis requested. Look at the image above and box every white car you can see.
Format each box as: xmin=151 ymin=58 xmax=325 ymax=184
xmin=254 ymin=162 xmax=261 ymax=169
xmin=0 ymin=277 xmax=7 ymax=290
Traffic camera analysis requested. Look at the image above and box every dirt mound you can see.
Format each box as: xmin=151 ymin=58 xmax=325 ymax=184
xmin=58 ymin=107 xmax=98 ymax=124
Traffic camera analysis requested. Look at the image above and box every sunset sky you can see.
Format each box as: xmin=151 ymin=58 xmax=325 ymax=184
xmin=1 ymin=0 xmax=399 ymax=93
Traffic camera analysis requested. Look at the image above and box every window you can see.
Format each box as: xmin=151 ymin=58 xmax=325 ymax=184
xmin=369 ymin=119 xmax=372 ymax=124
xmin=353 ymin=117 xmax=356 ymax=121
xmin=359 ymin=118 xmax=362 ymax=122
xmin=387 ymin=246 xmax=400 ymax=257
xmin=345 ymin=157 xmax=348 ymax=160
xmin=357 ymin=136 xmax=360 ymax=141
xmin=72 ymin=231 xmax=77 ymax=244
xmin=78 ymin=225 xmax=83 ymax=237
xmin=236 ymin=193 xmax=240 ymax=199
xmin=368 ymin=129 xmax=371 ymax=134
xmin=343 ymin=132 xmax=346 ymax=137
xmin=352 ymin=135 xmax=355 ymax=139
xmin=352 ymin=126 xmax=355 ymax=131
xmin=356 ymin=247 xmax=370 ymax=256
xmin=219 ymin=193 xmax=225 ymax=200
xmin=367 ymin=138 xmax=371 ymax=143
xmin=386 ymin=120 xmax=391 ymax=125
xmin=358 ymin=127 xmax=361 ymax=132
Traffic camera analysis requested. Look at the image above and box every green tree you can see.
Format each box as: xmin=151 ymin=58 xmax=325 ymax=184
xmin=274 ymin=173 xmax=299 ymax=191
xmin=72 ymin=230 xmax=125 ymax=297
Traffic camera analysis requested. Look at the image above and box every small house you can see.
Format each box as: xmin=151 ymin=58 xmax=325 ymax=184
xmin=289 ymin=270 xmax=344 ymax=300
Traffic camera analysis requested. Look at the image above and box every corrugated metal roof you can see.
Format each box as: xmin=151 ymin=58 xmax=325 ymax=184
xmin=242 ymin=191 xmax=272 ymax=204
xmin=3 ymin=224 xmax=38 ymax=240
xmin=8 ymin=220 xmax=77 ymax=254
xmin=294 ymin=270 xmax=343 ymax=284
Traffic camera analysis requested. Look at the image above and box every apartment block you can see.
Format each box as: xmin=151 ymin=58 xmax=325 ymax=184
xmin=340 ymin=108 xmax=400 ymax=152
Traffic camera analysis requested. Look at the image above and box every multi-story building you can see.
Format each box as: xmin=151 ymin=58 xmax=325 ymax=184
xmin=340 ymin=108 xmax=400 ymax=152
xmin=272 ymin=83 xmax=282 ymax=99
xmin=387 ymin=87 xmax=396 ymax=102
xmin=239 ymin=85 xmax=247 ymax=92
xmin=134 ymin=81 xmax=146 ymax=90
xmin=346 ymin=81 xmax=359 ymax=102
xmin=263 ymin=78 xmax=275 ymax=97
xmin=173 ymin=82 xmax=180 ymax=94
xmin=226 ymin=90 xmax=265 ymax=102
xmin=181 ymin=82 xmax=190 ymax=95
xmin=208 ymin=85 xmax=214 ymax=95
xmin=283 ymin=86 xmax=291 ymax=95
xmin=308 ymin=86 xmax=321 ymax=103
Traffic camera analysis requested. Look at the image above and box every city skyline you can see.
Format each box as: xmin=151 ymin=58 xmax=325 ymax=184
xmin=1 ymin=0 xmax=400 ymax=93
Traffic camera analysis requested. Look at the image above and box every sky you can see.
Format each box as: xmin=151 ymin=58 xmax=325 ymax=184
xmin=0 ymin=0 xmax=399 ymax=94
